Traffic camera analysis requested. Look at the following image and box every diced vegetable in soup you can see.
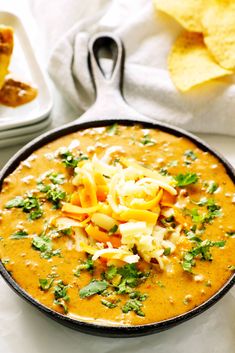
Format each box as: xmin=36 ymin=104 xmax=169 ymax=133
xmin=0 ymin=124 xmax=235 ymax=326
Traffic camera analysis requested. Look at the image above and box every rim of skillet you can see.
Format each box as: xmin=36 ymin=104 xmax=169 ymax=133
xmin=0 ymin=118 xmax=234 ymax=337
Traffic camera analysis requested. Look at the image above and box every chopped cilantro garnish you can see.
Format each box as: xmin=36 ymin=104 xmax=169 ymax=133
xmin=59 ymin=150 xmax=88 ymax=169
xmin=32 ymin=235 xmax=61 ymax=259
xmin=39 ymin=278 xmax=54 ymax=291
xmin=174 ymin=173 xmax=198 ymax=187
xmin=106 ymin=123 xmax=118 ymax=135
xmin=38 ymin=183 xmax=66 ymax=209
xmin=53 ymin=280 xmax=70 ymax=314
xmin=73 ymin=257 xmax=94 ymax=277
xmin=159 ymin=167 xmax=169 ymax=176
xmin=5 ymin=196 xmax=24 ymax=208
xmin=182 ymin=240 xmax=226 ymax=273
xmin=101 ymin=299 xmax=118 ymax=309
xmin=109 ymin=224 xmax=118 ymax=234
xmin=226 ymin=231 xmax=235 ymax=237
xmin=79 ymin=280 xmax=108 ymax=298
xmin=5 ymin=195 xmax=43 ymax=220
xmin=206 ymin=181 xmax=218 ymax=194
xmin=184 ymin=150 xmax=197 ymax=161
xmin=122 ymin=299 xmax=145 ymax=316
xmin=48 ymin=172 xmax=65 ymax=185
xmin=163 ymin=247 xmax=171 ymax=256
xmin=156 ymin=281 xmax=165 ymax=288
xmin=10 ymin=230 xmax=28 ymax=240
xmin=140 ymin=134 xmax=156 ymax=146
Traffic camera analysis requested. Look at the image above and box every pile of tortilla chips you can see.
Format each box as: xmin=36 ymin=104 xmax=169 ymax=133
xmin=154 ymin=0 xmax=235 ymax=91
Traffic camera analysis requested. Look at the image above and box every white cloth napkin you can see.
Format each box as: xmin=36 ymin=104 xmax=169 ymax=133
xmin=48 ymin=0 xmax=235 ymax=135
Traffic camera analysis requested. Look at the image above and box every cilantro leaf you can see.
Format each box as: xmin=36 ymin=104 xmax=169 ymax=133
xmin=39 ymin=278 xmax=54 ymax=291
xmin=73 ymin=257 xmax=94 ymax=277
xmin=32 ymin=235 xmax=61 ymax=259
xmin=106 ymin=123 xmax=118 ymax=136
xmin=10 ymin=230 xmax=28 ymax=239
xmin=5 ymin=195 xmax=43 ymax=220
xmin=122 ymin=299 xmax=145 ymax=317
xmin=174 ymin=173 xmax=198 ymax=187
xmin=226 ymin=231 xmax=235 ymax=237
xmin=79 ymin=280 xmax=108 ymax=298
xmin=184 ymin=150 xmax=197 ymax=161
xmin=53 ymin=280 xmax=70 ymax=314
xmin=59 ymin=150 xmax=88 ymax=169
xmin=206 ymin=181 xmax=218 ymax=194
xmin=101 ymin=299 xmax=118 ymax=308
xmin=5 ymin=196 xmax=24 ymax=208
xmin=140 ymin=134 xmax=156 ymax=146
xmin=182 ymin=240 xmax=226 ymax=273
xmin=38 ymin=183 xmax=66 ymax=209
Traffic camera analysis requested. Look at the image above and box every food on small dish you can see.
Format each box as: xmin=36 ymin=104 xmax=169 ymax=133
xmin=0 ymin=25 xmax=14 ymax=89
xmin=0 ymin=25 xmax=38 ymax=107
xmin=0 ymin=77 xmax=38 ymax=107
xmin=0 ymin=124 xmax=234 ymax=326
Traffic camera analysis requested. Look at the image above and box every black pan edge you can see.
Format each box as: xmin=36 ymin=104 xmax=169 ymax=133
xmin=0 ymin=118 xmax=235 ymax=337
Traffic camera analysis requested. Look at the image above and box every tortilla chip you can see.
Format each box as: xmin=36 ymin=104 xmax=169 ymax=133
xmin=153 ymin=0 xmax=204 ymax=32
xmin=168 ymin=32 xmax=232 ymax=92
xmin=202 ymin=1 xmax=235 ymax=69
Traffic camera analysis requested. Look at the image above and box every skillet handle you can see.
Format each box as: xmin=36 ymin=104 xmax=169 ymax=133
xmin=77 ymin=32 xmax=152 ymax=123
xmin=88 ymin=32 xmax=124 ymax=99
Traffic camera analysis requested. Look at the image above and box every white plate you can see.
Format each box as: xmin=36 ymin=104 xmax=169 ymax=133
xmin=0 ymin=116 xmax=51 ymax=140
xmin=0 ymin=124 xmax=51 ymax=148
xmin=0 ymin=11 xmax=53 ymax=131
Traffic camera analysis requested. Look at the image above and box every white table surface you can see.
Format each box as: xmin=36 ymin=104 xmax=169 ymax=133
xmin=0 ymin=1 xmax=235 ymax=353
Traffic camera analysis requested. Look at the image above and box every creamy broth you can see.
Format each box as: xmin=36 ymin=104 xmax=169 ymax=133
xmin=0 ymin=124 xmax=234 ymax=326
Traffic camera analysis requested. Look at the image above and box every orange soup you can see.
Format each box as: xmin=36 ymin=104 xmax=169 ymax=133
xmin=0 ymin=124 xmax=234 ymax=326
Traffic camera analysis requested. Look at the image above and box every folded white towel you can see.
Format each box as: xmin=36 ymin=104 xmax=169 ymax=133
xmin=48 ymin=0 xmax=235 ymax=135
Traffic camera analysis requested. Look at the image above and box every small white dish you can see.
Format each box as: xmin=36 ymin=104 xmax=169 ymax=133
xmin=0 ymin=124 xmax=52 ymax=149
xmin=0 ymin=116 xmax=51 ymax=140
xmin=0 ymin=11 xmax=53 ymax=131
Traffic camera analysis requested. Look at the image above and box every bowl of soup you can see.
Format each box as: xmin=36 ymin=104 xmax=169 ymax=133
xmin=0 ymin=121 xmax=234 ymax=337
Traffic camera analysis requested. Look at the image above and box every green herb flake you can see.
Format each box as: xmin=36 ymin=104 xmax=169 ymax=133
xmin=59 ymin=150 xmax=88 ymax=169
xmin=206 ymin=181 xmax=219 ymax=194
xmin=182 ymin=240 xmax=226 ymax=273
xmin=48 ymin=172 xmax=65 ymax=185
xmin=226 ymin=231 xmax=235 ymax=237
xmin=5 ymin=195 xmax=43 ymax=220
xmin=109 ymin=224 xmax=118 ymax=234
xmin=73 ymin=257 xmax=94 ymax=277
xmin=10 ymin=230 xmax=29 ymax=240
xmin=156 ymin=281 xmax=165 ymax=288
xmin=39 ymin=278 xmax=54 ymax=291
xmin=228 ymin=265 xmax=235 ymax=271
xmin=38 ymin=183 xmax=66 ymax=209
xmin=32 ymin=235 xmax=61 ymax=260
xmin=5 ymin=196 xmax=24 ymax=209
xmin=163 ymin=247 xmax=171 ymax=256
xmin=140 ymin=134 xmax=156 ymax=146
xmin=106 ymin=123 xmax=118 ymax=136
xmin=79 ymin=280 xmax=108 ymax=298
xmin=159 ymin=167 xmax=169 ymax=176
xmin=122 ymin=299 xmax=145 ymax=317
xmin=101 ymin=299 xmax=118 ymax=309
xmin=184 ymin=150 xmax=197 ymax=161
xmin=174 ymin=173 xmax=198 ymax=187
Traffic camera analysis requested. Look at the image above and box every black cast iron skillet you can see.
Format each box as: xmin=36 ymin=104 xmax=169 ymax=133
xmin=0 ymin=33 xmax=234 ymax=338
